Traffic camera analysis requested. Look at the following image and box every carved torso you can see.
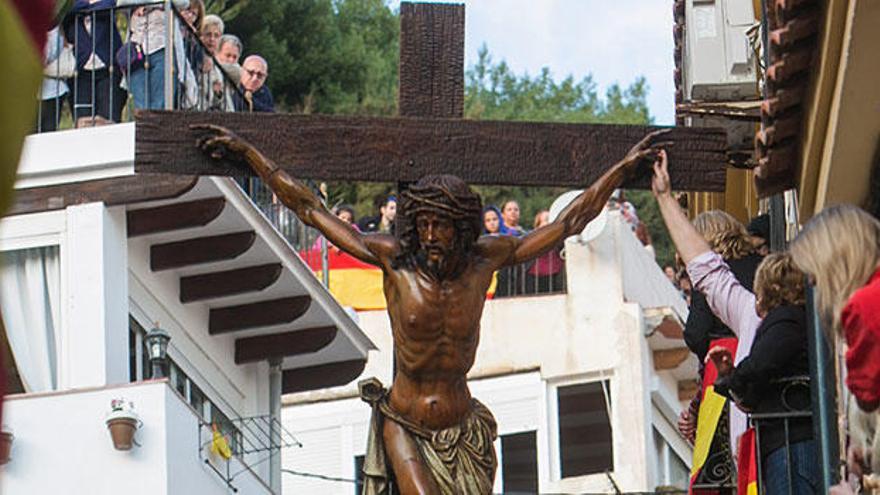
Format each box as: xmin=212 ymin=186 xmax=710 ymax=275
xmin=383 ymin=255 xmax=496 ymax=430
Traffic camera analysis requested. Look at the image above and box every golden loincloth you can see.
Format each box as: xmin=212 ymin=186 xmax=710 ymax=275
xmin=358 ymin=378 xmax=498 ymax=495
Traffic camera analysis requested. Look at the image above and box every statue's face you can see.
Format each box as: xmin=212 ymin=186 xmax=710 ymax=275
xmin=416 ymin=212 xmax=456 ymax=266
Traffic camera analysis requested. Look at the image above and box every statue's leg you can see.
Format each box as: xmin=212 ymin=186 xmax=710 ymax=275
xmin=382 ymin=419 xmax=440 ymax=495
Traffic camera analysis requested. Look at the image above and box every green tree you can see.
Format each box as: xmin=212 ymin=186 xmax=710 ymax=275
xmin=464 ymin=45 xmax=673 ymax=266
xmin=226 ymin=0 xmax=398 ymax=114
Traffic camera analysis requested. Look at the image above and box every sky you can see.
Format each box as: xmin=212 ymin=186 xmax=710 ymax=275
xmin=386 ymin=0 xmax=675 ymax=124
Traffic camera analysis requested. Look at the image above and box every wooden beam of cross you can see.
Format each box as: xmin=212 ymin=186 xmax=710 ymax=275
xmin=134 ymin=3 xmax=728 ymax=191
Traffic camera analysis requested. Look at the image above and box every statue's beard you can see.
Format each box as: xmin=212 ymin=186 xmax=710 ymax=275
xmin=416 ymin=248 xmax=453 ymax=280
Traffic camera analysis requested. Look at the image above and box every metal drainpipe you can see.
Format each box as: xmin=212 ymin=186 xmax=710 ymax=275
xmin=164 ymin=0 xmax=175 ymax=110
xmin=269 ymin=357 xmax=283 ymax=493
xmin=806 ymin=286 xmax=841 ymax=488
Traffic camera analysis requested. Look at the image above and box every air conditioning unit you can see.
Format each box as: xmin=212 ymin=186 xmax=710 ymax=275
xmin=684 ymin=0 xmax=758 ymax=101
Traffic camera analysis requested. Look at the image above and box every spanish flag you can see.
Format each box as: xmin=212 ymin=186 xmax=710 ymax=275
xmin=690 ymin=337 xmax=738 ymax=494
xmin=301 ymin=247 xmax=386 ymax=311
xmin=300 ymin=246 xmax=499 ymax=311
xmin=736 ymin=428 xmax=758 ymax=495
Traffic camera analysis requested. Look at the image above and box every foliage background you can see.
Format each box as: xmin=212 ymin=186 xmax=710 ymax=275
xmin=220 ymin=0 xmax=674 ymax=267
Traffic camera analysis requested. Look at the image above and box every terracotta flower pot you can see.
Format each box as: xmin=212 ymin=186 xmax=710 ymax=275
xmin=106 ymin=417 xmax=138 ymax=451
xmin=0 ymin=431 xmax=13 ymax=464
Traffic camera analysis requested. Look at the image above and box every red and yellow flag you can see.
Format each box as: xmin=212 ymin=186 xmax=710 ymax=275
xmin=300 ymin=246 xmax=498 ymax=311
xmin=301 ymin=247 xmax=386 ymax=311
xmin=690 ymin=337 xmax=738 ymax=494
xmin=736 ymin=428 xmax=759 ymax=495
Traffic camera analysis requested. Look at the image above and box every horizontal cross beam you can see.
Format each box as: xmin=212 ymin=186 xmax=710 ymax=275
xmin=135 ymin=111 xmax=729 ymax=191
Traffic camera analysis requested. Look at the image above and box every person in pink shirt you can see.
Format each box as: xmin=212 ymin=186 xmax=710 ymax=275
xmin=652 ymin=151 xmax=817 ymax=492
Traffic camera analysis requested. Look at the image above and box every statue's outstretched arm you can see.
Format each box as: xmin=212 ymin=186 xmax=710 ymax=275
xmin=503 ymin=129 xmax=671 ymax=266
xmin=193 ymin=124 xmax=395 ymax=266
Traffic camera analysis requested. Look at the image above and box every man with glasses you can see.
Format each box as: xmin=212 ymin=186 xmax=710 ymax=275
xmin=233 ymin=55 xmax=274 ymax=112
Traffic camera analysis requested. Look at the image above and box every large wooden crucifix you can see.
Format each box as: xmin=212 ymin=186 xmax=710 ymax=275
xmin=134 ymin=4 xmax=727 ymax=494
xmin=134 ymin=3 xmax=728 ymax=191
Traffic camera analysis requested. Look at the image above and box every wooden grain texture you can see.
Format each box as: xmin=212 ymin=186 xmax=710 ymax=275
xmin=150 ymin=231 xmax=256 ymax=271
xmin=209 ymin=295 xmax=312 ymax=334
xmin=179 ymin=263 xmax=282 ymax=303
xmin=282 ymin=358 xmax=367 ymax=394
xmin=136 ymin=111 xmax=729 ymax=191
xmin=234 ymin=325 xmax=337 ymax=364
xmin=8 ymin=174 xmax=198 ymax=216
xmin=127 ymin=197 xmax=225 ymax=237
xmin=399 ymin=2 xmax=464 ymax=118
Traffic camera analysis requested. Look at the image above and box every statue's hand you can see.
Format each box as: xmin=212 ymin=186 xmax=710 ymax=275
xmin=191 ymin=123 xmax=255 ymax=164
xmin=618 ymin=128 xmax=672 ymax=178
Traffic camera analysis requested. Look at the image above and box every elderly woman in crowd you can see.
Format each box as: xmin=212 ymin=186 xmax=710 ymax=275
xmin=198 ymin=14 xmax=232 ymax=110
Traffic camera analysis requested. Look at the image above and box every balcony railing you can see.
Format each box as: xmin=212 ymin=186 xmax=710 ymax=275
xmin=38 ymin=0 xmax=245 ymax=132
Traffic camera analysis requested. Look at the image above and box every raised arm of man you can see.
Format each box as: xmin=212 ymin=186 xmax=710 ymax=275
xmin=485 ymin=130 xmax=672 ymax=267
xmin=193 ymin=124 xmax=396 ymax=267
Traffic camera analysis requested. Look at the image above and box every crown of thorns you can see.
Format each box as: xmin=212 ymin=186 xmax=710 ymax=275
xmin=400 ymin=184 xmax=481 ymax=219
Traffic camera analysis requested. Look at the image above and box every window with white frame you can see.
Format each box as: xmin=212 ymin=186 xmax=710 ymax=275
xmin=556 ymin=380 xmax=613 ymax=478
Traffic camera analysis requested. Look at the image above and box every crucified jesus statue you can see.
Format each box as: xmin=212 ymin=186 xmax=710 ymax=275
xmin=194 ymin=124 xmax=669 ymax=495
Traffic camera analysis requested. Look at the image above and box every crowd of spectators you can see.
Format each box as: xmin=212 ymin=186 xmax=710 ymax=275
xmin=37 ymin=0 xmax=275 ymax=131
xmin=648 ymin=148 xmax=880 ymax=494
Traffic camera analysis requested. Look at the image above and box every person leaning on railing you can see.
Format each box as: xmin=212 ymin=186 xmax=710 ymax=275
xmin=705 ymin=254 xmax=815 ymax=494
xmin=232 ymin=55 xmax=274 ymax=113
xmin=789 ymin=205 xmax=880 ymax=493
xmin=195 ymin=14 xmax=235 ymax=111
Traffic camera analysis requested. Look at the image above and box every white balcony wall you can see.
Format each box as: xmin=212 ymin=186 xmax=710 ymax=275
xmin=1 ymin=381 xmax=272 ymax=494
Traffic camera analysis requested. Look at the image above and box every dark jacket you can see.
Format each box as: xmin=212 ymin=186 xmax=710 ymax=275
xmin=63 ymin=0 xmax=122 ymax=71
xmin=684 ymin=253 xmax=763 ymax=361
xmin=233 ymin=85 xmax=274 ymax=112
xmin=714 ymin=305 xmax=813 ymax=458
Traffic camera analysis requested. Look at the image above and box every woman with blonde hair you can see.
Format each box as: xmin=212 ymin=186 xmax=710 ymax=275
xmin=789 ymin=204 xmax=880 ymax=412
xmin=791 ymin=205 xmax=880 ymax=493
xmin=685 ymin=210 xmax=763 ymax=361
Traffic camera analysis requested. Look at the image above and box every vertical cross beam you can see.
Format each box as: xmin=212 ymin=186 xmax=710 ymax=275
xmin=397 ymin=2 xmax=465 ymax=195
xmin=398 ymin=2 xmax=465 ymax=118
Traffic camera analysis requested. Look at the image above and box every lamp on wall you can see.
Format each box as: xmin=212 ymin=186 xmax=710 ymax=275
xmin=145 ymin=323 xmax=171 ymax=379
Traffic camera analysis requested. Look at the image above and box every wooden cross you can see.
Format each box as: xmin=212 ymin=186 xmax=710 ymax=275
xmin=135 ymin=3 xmax=728 ymax=192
